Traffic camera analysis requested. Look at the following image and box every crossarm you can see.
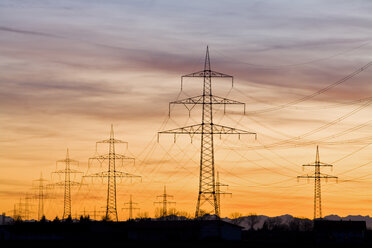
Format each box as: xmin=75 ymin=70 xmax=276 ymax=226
xmin=95 ymin=139 xmax=128 ymax=152
xmin=182 ymin=70 xmax=233 ymax=78
xmin=169 ymin=95 xmax=246 ymax=116
xmin=297 ymin=175 xmax=338 ymax=179
xmin=302 ymin=162 xmax=333 ymax=167
xmin=297 ymin=173 xmax=338 ymax=180
xmin=159 ymin=124 xmax=203 ymax=135
xmin=180 ymin=70 xmax=234 ymax=90
xmin=212 ymin=124 xmax=256 ymax=137
xmin=158 ymin=124 xmax=257 ymax=142
xmin=50 ymin=181 xmax=82 ymax=187
xmin=96 ymin=139 xmax=128 ymax=144
xmin=52 ymin=169 xmax=83 ymax=174
xmin=56 ymin=158 xmax=79 ymax=164
xmin=89 ymin=154 xmax=135 ymax=161
xmin=84 ymin=171 xmax=141 ymax=179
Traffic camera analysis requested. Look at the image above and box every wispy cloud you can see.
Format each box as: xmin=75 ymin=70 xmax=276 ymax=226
xmin=0 ymin=26 xmax=63 ymax=38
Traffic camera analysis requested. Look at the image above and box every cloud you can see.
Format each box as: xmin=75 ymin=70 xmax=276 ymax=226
xmin=0 ymin=26 xmax=63 ymax=39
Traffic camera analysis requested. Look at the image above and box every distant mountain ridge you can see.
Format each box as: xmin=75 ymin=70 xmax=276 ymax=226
xmin=224 ymin=214 xmax=372 ymax=230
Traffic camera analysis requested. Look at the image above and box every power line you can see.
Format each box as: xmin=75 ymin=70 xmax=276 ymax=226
xmin=237 ymin=99 xmax=372 ymax=150
xmin=214 ymin=41 xmax=372 ymax=68
xmin=242 ymin=61 xmax=372 ymax=114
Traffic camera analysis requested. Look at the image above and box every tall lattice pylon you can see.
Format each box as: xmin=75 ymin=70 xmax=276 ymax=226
xmin=159 ymin=47 xmax=256 ymax=217
xmin=122 ymin=195 xmax=139 ymax=220
xmin=84 ymin=125 xmax=141 ymax=221
xmin=52 ymin=149 xmax=82 ymax=219
xmin=297 ymin=146 xmax=338 ymax=219
xmin=154 ymin=186 xmax=175 ymax=217
xmin=33 ymin=173 xmax=48 ymax=220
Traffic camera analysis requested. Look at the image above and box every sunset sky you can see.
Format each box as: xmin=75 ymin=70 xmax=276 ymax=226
xmin=1 ymin=0 xmax=372 ymax=220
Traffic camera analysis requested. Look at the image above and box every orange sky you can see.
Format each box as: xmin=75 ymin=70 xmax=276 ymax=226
xmin=1 ymin=0 xmax=372 ymax=220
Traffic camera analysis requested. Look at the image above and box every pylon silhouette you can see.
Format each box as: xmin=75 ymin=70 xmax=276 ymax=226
xmin=159 ymin=47 xmax=256 ymax=217
xmin=84 ymin=125 xmax=141 ymax=221
xmin=298 ymin=146 xmax=338 ymax=219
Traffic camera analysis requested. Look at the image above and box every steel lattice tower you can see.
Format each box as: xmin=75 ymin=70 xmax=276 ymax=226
xmin=215 ymin=172 xmax=231 ymax=217
xmin=122 ymin=195 xmax=139 ymax=220
xmin=154 ymin=186 xmax=175 ymax=217
xmin=33 ymin=173 xmax=48 ymax=220
xmin=52 ymin=149 xmax=82 ymax=219
xmin=80 ymin=207 xmax=105 ymax=220
xmin=298 ymin=146 xmax=338 ymax=219
xmin=12 ymin=204 xmax=18 ymax=220
xmin=85 ymin=125 xmax=141 ymax=221
xmin=159 ymin=47 xmax=256 ymax=217
xmin=16 ymin=195 xmax=33 ymax=220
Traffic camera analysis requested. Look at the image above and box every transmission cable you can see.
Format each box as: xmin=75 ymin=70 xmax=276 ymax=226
xmin=240 ymin=61 xmax=372 ymax=114
xmin=214 ymin=41 xmax=372 ymax=69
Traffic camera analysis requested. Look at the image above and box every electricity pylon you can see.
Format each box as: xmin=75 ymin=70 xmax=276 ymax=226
xmin=33 ymin=173 xmax=49 ymax=220
xmin=16 ymin=195 xmax=33 ymax=220
xmin=215 ymin=172 xmax=231 ymax=217
xmin=14 ymin=199 xmax=23 ymax=220
xmin=122 ymin=195 xmax=139 ymax=220
xmin=52 ymin=149 xmax=82 ymax=219
xmin=297 ymin=146 xmax=338 ymax=219
xmin=158 ymin=47 xmax=256 ymax=217
xmin=84 ymin=124 xmax=141 ymax=222
xmin=154 ymin=186 xmax=175 ymax=217
xmin=12 ymin=204 xmax=19 ymax=220
xmin=80 ymin=207 xmax=105 ymax=220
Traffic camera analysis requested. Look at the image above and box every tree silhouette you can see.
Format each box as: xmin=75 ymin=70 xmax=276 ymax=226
xmin=247 ymin=213 xmax=260 ymax=230
xmin=230 ymin=212 xmax=243 ymax=224
xmin=40 ymin=215 xmax=47 ymax=223
xmin=53 ymin=216 xmax=60 ymax=223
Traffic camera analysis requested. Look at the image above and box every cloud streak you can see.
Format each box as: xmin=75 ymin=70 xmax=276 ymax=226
xmin=0 ymin=26 xmax=63 ymax=39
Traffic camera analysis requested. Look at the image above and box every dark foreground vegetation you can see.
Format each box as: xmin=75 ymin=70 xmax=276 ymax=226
xmin=1 ymin=216 xmax=372 ymax=248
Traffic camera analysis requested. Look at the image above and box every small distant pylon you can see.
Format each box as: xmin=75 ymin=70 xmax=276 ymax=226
xmin=80 ymin=207 xmax=107 ymax=220
xmin=154 ymin=186 xmax=176 ymax=217
xmin=122 ymin=195 xmax=139 ymax=220
xmin=14 ymin=198 xmax=23 ymax=220
xmin=297 ymin=146 xmax=338 ymax=219
xmin=215 ymin=172 xmax=231 ymax=217
xmin=33 ymin=172 xmax=49 ymax=220
xmin=16 ymin=194 xmax=34 ymax=220
xmin=84 ymin=124 xmax=141 ymax=222
xmin=82 ymin=206 xmax=106 ymax=220
xmin=80 ymin=208 xmax=86 ymax=217
xmin=12 ymin=203 xmax=19 ymax=220
xmin=52 ymin=149 xmax=83 ymax=219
